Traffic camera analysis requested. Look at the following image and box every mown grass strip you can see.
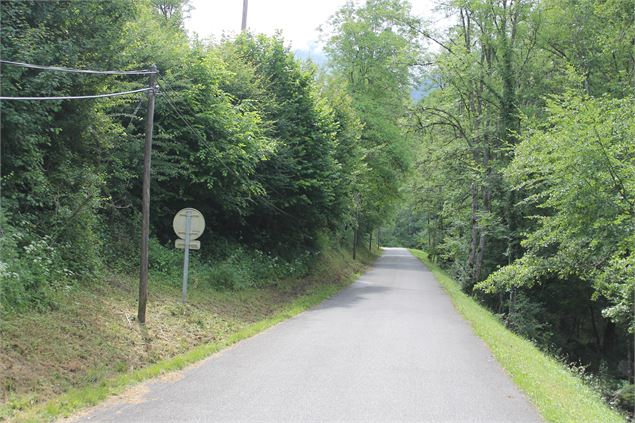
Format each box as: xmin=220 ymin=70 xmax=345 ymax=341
xmin=12 ymin=280 xmax=356 ymax=423
xmin=409 ymin=249 xmax=625 ymax=423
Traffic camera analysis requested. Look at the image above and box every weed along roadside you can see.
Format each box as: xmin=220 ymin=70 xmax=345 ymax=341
xmin=0 ymin=244 xmax=379 ymax=422
xmin=409 ymin=249 xmax=627 ymax=423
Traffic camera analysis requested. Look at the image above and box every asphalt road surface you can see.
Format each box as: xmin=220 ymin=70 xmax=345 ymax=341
xmin=77 ymin=248 xmax=542 ymax=422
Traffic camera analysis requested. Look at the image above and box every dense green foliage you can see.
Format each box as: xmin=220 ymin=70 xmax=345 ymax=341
xmin=0 ymin=0 xmax=411 ymax=313
xmin=323 ymin=0 xmax=416 ymax=239
xmin=386 ymin=0 xmax=634 ymax=411
xmin=1 ymin=0 xmax=632 ymax=416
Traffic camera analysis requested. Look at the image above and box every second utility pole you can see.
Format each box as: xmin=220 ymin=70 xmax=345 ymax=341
xmin=138 ymin=64 xmax=157 ymax=325
xmin=241 ymin=0 xmax=248 ymax=31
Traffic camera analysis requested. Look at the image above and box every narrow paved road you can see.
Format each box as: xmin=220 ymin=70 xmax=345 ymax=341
xmin=79 ymin=248 xmax=542 ymax=422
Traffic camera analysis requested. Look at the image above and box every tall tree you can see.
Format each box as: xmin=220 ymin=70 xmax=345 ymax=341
xmin=404 ymin=0 xmax=635 ymax=395
xmin=323 ymin=0 xmax=419 ymax=240
xmin=230 ymin=34 xmax=342 ymax=247
xmin=413 ymin=0 xmax=541 ymax=287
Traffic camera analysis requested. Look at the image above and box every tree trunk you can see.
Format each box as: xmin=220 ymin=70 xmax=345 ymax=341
xmin=352 ymin=228 xmax=357 ymax=260
xmin=474 ymin=232 xmax=486 ymax=285
xmin=589 ymin=305 xmax=601 ymax=352
xmin=467 ymin=183 xmax=479 ymax=283
xmin=601 ymin=320 xmax=615 ymax=353
xmin=628 ymin=336 xmax=634 ymax=383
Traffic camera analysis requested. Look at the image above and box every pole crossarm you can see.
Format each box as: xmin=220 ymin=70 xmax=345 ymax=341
xmin=0 ymin=60 xmax=158 ymax=75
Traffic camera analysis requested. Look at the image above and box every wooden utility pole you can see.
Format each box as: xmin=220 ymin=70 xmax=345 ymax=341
xmin=241 ymin=0 xmax=248 ymax=31
xmin=138 ymin=64 xmax=157 ymax=324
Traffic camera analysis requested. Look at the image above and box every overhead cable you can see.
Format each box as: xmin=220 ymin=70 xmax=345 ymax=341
xmin=0 ymin=60 xmax=157 ymax=75
xmin=0 ymin=87 xmax=153 ymax=101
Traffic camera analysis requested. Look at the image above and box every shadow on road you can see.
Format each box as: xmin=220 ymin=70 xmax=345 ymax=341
xmin=371 ymin=260 xmax=430 ymax=272
xmin=313 ymin=284 xmax=391 ymax=311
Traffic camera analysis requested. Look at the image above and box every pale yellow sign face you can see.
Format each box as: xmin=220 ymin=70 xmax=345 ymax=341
xmin=173 ymin=208 xmax=205 ymax=240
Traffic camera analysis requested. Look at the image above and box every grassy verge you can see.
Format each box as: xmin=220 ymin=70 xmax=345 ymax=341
xmin=0 ymin=246 xmax=375 ymax=422
xmin=409 ymin=249 xmax=626 ymax=423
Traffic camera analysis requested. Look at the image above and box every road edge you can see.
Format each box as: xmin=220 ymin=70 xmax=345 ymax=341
xmin=409 ymin=248 xmax=626 ymax=423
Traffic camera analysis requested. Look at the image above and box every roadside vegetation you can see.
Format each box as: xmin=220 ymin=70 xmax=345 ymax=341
xmin=1 ymin=0 xmax=407 ymax=418
xmin=0 ymin=242 xmax=377 ymax=422
xmin=1 ymin=0 xmax=632 ymax=421
xmin=381 ymin=0 xmax=634 ymax=416
xmin=1 ymin=0 xmax=413 ymax=317
xmin=410 ymin=249 xmax=627 ymax=423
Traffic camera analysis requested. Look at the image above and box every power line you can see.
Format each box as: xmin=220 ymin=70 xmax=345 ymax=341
xmin=0 ymin=87 xmax=153 ymax=101
xmin=0 ymin=60 xmax=157 ymax=75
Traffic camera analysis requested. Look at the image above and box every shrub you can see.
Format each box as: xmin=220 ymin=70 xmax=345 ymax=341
xmin=204 ymin=260 xmax=253 ymax=290
xmin=200 ymin=246 xmax=319 ymax=291
xmin=0 ymin=214 xmax=71 ymax=312
xmin=503 ymin=291 xmax=552 ymax=345
xmin=148 ymin=238 xmax=182 ymax=277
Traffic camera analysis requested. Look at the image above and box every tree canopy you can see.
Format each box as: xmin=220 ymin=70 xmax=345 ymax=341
xmin=387 ymin=0 xmax=634 ymax=406
xmin=1 ymin=0 xmax=632 ymax=413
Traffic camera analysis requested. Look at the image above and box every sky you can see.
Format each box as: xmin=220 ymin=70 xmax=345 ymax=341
xmin=185 ymin=0 xmax=447 ymax=53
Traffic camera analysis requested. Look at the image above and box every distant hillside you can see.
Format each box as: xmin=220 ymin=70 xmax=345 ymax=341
xmin=294 ymin=47 xmax=328 ymax=67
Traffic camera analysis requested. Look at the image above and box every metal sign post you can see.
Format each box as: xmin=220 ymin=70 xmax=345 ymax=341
xmin=181 ymin=209 xmax=192 ymax=304
xmin=173 ymin=208 xmax=205 ymax=304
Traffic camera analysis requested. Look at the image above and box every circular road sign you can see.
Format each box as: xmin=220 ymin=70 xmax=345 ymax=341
xmin=173 ymin=208 xmax=205 ymax=240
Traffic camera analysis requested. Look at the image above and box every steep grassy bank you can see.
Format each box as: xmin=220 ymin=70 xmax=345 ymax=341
xmin=0 ymin=244 xmax=377 ymax=422
xmin=409 ymin=249 xmax=626 ymax=423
